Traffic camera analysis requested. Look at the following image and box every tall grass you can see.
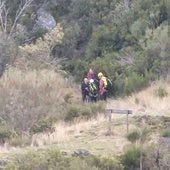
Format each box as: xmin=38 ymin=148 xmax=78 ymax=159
xmin=0 ymin=67 xmax=79 ymax=133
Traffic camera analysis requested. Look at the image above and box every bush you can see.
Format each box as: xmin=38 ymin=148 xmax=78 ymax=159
xmin=64 ymin=104 xmax=81 ymax=121
xmin=124 ymin=72 xmax=148 ymax=95
xmin=161 ymin=128 xmax=170 ymax=137
xmin=2 ymin=147 xmax=122 ymax=170
xmin=30 ymin=115 xmax=56 ymax=134
xmin=126 ymin=130 xmax=140 ymax=143
xmin=64 ymin=102 xmax=105 ymax=121
xmin=0 ymin=123 xmax=12 ymax=144
xmin=86 ymin=155 xmax=123 ymax=170
xmin=121 ymin=146 xmax=141 ymax=170
xmin=154 ymin=86 xmax=168 ymax=98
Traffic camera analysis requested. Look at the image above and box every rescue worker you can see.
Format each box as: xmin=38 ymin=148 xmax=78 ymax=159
xmin=98 ymin=72 xmax=107 ymax=101
xmin=81 ymin=78 xmax=89 ymax=102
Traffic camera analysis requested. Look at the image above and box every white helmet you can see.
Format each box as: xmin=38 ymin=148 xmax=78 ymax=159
xmin=89 ymin=79 xmax=94 ymax=83
xmin=90 ymin=79 xmax=94 ymax=83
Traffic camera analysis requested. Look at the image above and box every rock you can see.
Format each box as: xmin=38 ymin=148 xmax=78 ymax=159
xmin=73 ymin=148 xmax=90 ymax=156
xmin=61 ymin=151 xmax=68 ymax=155
xmin=36 ymin=8 xmax=56 ymax=30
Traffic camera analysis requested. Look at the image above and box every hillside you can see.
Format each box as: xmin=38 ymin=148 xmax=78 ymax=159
xmin=0 ymin=65 xmax=169 ymax=169
xmin=0 ymin=80 xmax=169 ymax=159
xmin=0 ymin=0 xmax=169 ymax=169
xmin=0 ymin=0 xmax=170 ymax=96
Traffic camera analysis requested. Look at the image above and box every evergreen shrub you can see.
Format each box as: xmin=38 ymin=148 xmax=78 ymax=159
xmin=124 ymin=72 xmax=148 ymax=95
xmin=121 ymin=146 xmax=141 ymax=170
xmin=126 ymin=130 xmax=140 ymax=143
xmin=161 ymin=128 xmax=170 ymax=137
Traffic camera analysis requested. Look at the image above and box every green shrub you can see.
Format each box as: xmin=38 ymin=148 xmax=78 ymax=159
xmin=64 ymin=102 xmax=105 ymax=121
xmin=31 ymin=27 xmax=47 ymax=42
xmin=3 ymin=147 xmax=122 ymax=170
xmin=0 ymin=123 xmax=12 ymax=144
xmin=126 ymin=130 xmax=140 ymax=143
xmin=30 ymin=115 xmax=56 ymax=134
xmin=124 ymin=72 xmax=148 ymax=95
xmin=154 ymin=86 xmax=168 ymax=98
xmin=161 ymin=128 xmax=170 ymax=137
xmin=86 ymin=155 xmax=123 ymax=170
xmin=64 ymin=104 xmax=81 ymax=121
xmin=121 ymin=146 xmax=141 ymax=170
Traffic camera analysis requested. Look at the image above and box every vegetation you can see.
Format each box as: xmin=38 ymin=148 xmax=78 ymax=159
xmin=0 ymin=0 xmax=169 ymax=169
xmin=0 ymin=147 xmax=123 ymax=170
xmin=161 ymin=128 xmax=170 ymax=137
xmin=0 ymin=0 xmax=169 ymax=96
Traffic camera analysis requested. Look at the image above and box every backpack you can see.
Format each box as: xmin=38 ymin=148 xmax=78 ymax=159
xmin=105 ymin=78 xmax=113 ymax=90
xmin=88 ymin=82 xmax=98 ymax=97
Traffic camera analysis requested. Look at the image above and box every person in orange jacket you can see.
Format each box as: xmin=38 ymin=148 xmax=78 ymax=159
xmin=98 ymin=72 xmax=107 ymax=101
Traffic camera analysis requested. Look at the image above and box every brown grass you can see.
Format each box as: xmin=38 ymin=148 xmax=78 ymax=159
xmin=107 ymin=81 xmax=170 ymax=116
xmin=30 ymin=114 xmax=130 ymax=155
xmin=0 ymin=67 xmax=80 ymax=132
xmin=0 ymin=68 xmax=169 ymax=156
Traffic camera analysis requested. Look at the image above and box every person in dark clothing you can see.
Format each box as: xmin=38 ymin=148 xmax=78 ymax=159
xmin=81 ymin=78 xmax=89 ymax=102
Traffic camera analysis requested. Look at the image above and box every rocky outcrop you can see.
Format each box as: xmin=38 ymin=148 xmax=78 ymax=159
xmin=36 ymin=8 xmax=56 ymax=30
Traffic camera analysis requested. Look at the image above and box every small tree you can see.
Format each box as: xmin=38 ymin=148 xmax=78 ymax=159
xmin=0 ymin=0 xmax=35 ymax=77
xmin=125 ymin=126 xmax=150 ymax=170
xmin=19 ymin=23 xmax=64 ymax=66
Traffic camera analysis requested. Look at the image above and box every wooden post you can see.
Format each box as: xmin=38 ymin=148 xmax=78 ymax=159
xmin=126 ymin=112 xmax=129 ymax=133
xmin=108 ymin=112 xmax=112 ymax=135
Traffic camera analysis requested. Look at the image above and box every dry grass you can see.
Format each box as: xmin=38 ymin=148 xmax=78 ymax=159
xmin=107 ymin=81 xmax=170 ymax=116
xmin=0 ymin=67 xmax=80 ymax=132
xmin=30 ymin=114 xmax=130 ymax=155
xmin=0 ymin=68 xmax=169 ymax=156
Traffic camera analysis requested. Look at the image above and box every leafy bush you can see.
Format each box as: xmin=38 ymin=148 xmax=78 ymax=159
xmin=86 ymin=155 xmax=123 ymax=170
xmin=161 ymin=128 xmax=170 ymax=137
xmin=30 ymin=27 xmax=48 ymax=42
xmin=0 ymin=123 xmax=12 ymax=144
xmin=64 ymin=102 xmax=105 ymax=121
xmin=121 ymin=146 xmax=141 ymax=170
xmin=64 ymin=104 xmax=81 ymax=121
xmin=30 ymin=115 xmax=56 ymax=134
xmin=126 ymin=130 xmax=140 ymax=143
xmin=124 ymin=72 xmax=148 ymax=95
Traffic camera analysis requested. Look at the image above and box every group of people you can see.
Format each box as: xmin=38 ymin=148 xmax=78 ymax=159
xmin=81 ymin=68 xmax=109 ymax=102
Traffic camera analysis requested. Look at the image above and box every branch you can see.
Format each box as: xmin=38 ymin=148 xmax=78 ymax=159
xmin=0 ymin=1 xmax=5 ymax=32
xmin=9 ymin=0 xmax=35 ymax=37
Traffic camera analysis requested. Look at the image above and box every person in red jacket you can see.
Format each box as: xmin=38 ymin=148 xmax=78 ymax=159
xmin=98 ymin=72 xmax=107 ymax=101
xmin=86 ymin=68 xmax=94 ymax=80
